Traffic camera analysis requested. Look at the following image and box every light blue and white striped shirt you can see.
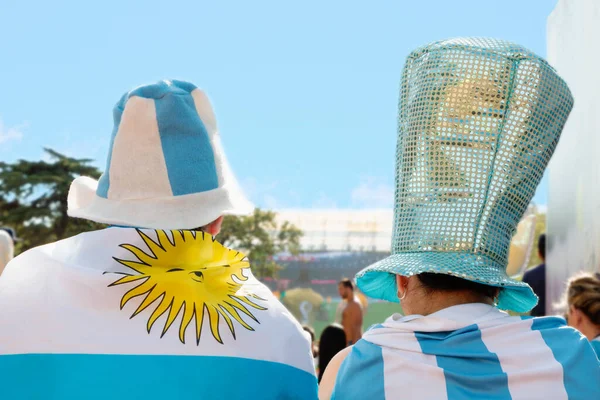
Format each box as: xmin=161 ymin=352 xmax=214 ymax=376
xmin=333 ymin=303 xmax=600 ymax=399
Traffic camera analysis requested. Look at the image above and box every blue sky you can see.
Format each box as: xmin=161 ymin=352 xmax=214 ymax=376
xmin=0 ymin=0 xmax=557 ymax=209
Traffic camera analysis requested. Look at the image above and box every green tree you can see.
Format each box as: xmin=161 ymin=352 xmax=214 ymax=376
xmin=0 ymin=148 xmax=105 ymax=253
xmin=219 ymin=208 xmax=302 ymax=279
xmin=0 ymin=149 xmax=302 ymax=272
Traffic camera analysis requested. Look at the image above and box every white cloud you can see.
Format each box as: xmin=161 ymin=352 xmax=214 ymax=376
xmin=0 ymin=118 xmax=27 ymax=144
xmin=351 ymin=177 xmax=394 ymax=208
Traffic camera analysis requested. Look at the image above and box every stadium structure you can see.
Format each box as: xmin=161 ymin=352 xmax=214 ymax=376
xmin=266 ymin=210 xmax=392 ymax=299
xmin=268 ymin=208 xmax=537 ymax=300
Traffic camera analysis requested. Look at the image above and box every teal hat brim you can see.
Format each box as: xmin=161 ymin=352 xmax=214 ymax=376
xmin=355 ymin=252 xmax=537 ymax=313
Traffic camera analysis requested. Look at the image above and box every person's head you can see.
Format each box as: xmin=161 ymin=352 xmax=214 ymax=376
xmin=67 ymin=80 xmax=253 ymax=231
xmin=302 ymin=325 xmax=315 ymax=343
xmin=538 ymin=234 xmax=546 ymax=262
xmin=302 ymin=325 xmax=318 ymax=358
xmin=0 ymin=227 xmax=19 ymax=246
xmin=396 ymin=273 xmax=500 ymax=316
xmin=338 ymin=278 xmax=354 ymax=300
xmin=565 ymin=272 xmax=600 ymax=340
xmin=318 ymin=324 xmax=347 ymax=382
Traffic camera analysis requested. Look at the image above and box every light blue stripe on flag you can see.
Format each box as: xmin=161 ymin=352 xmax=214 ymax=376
xmin=591 ymin=340 xmax=600 ymax=359
xmin=415 ymin=324 xmax=511 ymax=400
xmin=332 ymin=339 xmax=385 ymax=400
xmin=155 ymin=91 xmax=219 ymax=196
xmin=528 ymin=316 xmax=600 ymax=399
xmin=368 ymin=323 xmax=385 ymax=331
xmin=0 ymin=353 xmax=318 ymax=400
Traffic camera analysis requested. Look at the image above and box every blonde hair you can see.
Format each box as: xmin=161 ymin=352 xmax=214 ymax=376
xmin=566 ymin=272 xmax=600 ymax=325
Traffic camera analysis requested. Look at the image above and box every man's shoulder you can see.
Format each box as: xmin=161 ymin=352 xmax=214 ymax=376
xmin=523 ymin=263 xmax=545 ymax=281
xmin=345 ymin=300 xmax=362 ymax=313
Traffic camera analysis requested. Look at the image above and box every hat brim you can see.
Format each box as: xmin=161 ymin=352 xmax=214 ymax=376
xmin=67 ymin=176 xmax=254 ymax=230
xmin=355 ymin=252 xmax=537 ymax=313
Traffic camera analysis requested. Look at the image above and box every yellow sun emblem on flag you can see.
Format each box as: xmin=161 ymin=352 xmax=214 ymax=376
xmin=108 ymin=230 xmax=266 ymax=345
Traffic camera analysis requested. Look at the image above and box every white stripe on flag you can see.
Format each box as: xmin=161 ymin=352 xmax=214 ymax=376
xmin=478 ymin=317 xmax=568 ymax=400
xmin=0 ymin=229 xmax=316 ymax=376
xmin=381 ymin=332 xmax=448 ymax=399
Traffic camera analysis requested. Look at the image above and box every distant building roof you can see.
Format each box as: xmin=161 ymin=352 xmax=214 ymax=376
xmin=274 ymin=209 xmax=393 ymax=252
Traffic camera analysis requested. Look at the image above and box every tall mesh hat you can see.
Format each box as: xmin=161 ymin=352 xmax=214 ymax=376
xmin=356 ymin=38 xmax=573 ymax=313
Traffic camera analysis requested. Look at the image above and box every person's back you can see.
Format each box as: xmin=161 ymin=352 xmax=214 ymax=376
xmin=319 ymin=38 xmax=600 ymax=399
xmin=0 ymin=80 xmax=317 ymax=399
xmin=331 ymin=304 xmax=600 ymax=399
xmin=338 ymin=279 xmax=363 ymax=345
xmin=0 ymin=228 xmax=316 ymax=399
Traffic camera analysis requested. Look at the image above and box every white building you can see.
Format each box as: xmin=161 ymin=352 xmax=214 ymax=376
xmin=275 ymin=207 xmax=538 ymax=278
xmin=274 ymin=209 xmax=393 ymax=252
xmin=547 ymin=0 xmax=600 ymax=312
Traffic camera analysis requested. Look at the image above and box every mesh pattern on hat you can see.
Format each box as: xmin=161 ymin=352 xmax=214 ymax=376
xmin=356 ymin=38 xmax=573 ymax=311
xmin=394 ymin=38 xmax=571 ymax=272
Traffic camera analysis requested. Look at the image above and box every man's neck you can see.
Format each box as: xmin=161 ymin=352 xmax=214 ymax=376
xmin=583 ymin=323 xmax=600 ymax=341
xmin=414 ymin=292 xmax=494 ymax=316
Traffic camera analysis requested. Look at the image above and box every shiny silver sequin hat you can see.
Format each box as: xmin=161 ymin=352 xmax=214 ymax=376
xmin=356 ymin=38 xmax=573 ymax=313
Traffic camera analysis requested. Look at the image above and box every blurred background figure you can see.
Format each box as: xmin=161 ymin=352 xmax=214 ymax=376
xmin=317 ymin=324 xmax=346 ymax=383
xmin=303 ymin=325 xmax=319 ymax=360
xmin=282 ymin=268 xmax=327 ymax=327
xmin=523 ymin=234 xmax=547 ymax=316
xmin=0 ymin=227 xmax=19 ymax=276
xmin=563 ymin=272 xmax=600 ymax=357
xmin=337 ymin=279 xmax=363 ymax=345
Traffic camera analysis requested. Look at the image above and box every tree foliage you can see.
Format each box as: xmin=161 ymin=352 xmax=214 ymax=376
xmin=0 ymin=148 xmax=106 ymax=253
xmin=219 ymin=209 xmax=303 ymax=279
xmin=0 ymin=149 xmax=303 ymax=278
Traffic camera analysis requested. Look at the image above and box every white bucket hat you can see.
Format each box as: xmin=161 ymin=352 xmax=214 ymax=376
xmin=68 ymin=80 xmax=253 ymax=229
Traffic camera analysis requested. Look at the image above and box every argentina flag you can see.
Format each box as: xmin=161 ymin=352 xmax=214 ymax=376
xmin=333 ymin=304 xmax=600 ymax=399
xmin=0 ymin=228 xmax=318 ymax=399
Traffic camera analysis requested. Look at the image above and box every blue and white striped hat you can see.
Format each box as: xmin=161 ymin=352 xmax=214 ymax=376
xmin=68 ymin=80 xmax=253 ymax=229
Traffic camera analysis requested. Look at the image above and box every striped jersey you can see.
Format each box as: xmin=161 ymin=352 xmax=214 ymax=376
xmin=333 ymin=303 xmax=600 ymax=399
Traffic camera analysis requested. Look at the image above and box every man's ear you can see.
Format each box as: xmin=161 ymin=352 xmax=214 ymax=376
xmin=205 ymin=216 xmax=224 ymax=236
xmin=396 ymin=275 xmax=410 ymax=296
